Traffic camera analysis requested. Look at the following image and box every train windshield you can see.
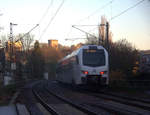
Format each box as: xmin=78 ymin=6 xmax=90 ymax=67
xmin=83 ymin=49 xmax=105 ymax=67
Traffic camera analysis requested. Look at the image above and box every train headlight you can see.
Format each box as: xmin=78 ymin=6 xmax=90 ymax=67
xmin=82 ymin=71 xmax=88 ymax=75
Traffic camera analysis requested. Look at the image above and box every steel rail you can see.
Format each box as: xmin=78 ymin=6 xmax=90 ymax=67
xmin=53 ymin=82 xmax=150 ymax=115
xmin=91 ymin=92 xmax=150 ymax=111
xmin=32 ymin=88 xmax=60 ymax=115
xmin=99 ymin=90 xmax=150 ymax=104
xmin=45 ymin=84 xmax=143 ymax=115
xmin=45 ymin=86 xmax=99 ymax=115
xmin=78 ymin=89 xmax=150 ymax=114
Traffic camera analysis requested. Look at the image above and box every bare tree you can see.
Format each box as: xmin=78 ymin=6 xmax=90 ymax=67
xmin=0 ymin=35 xmax=8 ymax=47
xmin=99 ymin=16 xmax=106 ymax=43
xmin=16 ymin=34 xmax=34 ymax=51
xmin=99 ymin=16 xmax=113 ymax=45
xmin=27 ymin=40 xmax=45 ymax=78
xmin=109 ymin=39 xmax=139 ymax=76
xmin=85 ymin=16 xmax=113 ymax=46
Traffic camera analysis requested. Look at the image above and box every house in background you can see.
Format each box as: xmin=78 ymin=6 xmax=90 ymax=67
xmin=48 ymin=40 xmax=58 ymax=49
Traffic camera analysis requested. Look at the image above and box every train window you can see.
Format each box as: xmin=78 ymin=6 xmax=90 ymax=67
xmin=83 ymin=49 xmax=105 ymax=67
xmin=89 ymin=46 xmax=97 ymax=50
xmin=141 ymin=54 xmax=150 ymax=63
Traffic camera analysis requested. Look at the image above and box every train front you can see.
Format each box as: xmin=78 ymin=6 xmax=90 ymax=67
xmin=79 ymin=45 xmax=109 ymax=86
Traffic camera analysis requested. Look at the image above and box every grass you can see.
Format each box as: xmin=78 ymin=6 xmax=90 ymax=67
xmin=108 ymin=81 xmax=150 ymax=99
xmin=0 ymin=84 xmax=17 ymax=106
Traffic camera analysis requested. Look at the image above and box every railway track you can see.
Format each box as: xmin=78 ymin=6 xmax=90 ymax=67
xmin=32 ymin=87 xmax=60 ymax=115
xmin=96 ymin=91 xmax=150 ymax=110
xmin=47 ymin=81 xmax=150 ymax=115
xmin=98 ymin=90 xmax=150 ymax=104
xmin=32 ymin=83 xmax=105 ymax=115
xmin=78 ymin=88 xmax=150 ymax=111
xmin=15 ymin=81 xmax=45 ymax=115
xmin=19 ymin=81 xmax=150 ymax=115
xmin=84 ymin=92 xmax=150 ymax=115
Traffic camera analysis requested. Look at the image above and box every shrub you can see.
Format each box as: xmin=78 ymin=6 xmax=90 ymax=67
xmin=109 ymin=70 xmax=129 ymax=88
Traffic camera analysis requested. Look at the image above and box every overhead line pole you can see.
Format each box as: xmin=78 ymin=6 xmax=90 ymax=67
xmin=10 ymin=23 xmax=18 ymax=56
xmin=9 ymin=22 xmax=17 ymax=78
xmin=106 ymin=22 xmax=109 ymax=52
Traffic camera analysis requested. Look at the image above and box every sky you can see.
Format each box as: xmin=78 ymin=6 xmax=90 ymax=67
xmin=0 ymin=0 xmax=150 ymax=50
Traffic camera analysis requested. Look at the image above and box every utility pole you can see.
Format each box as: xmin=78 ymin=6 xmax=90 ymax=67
xmin=9 ymin=22 xmax=17 ymax=77
xmin=98 ymin=25 xmax=101 ymax=45
xmin=98 ymin=24 xmax=105 ymax=45
xmin=98 ymin=21 xmax=109 ymax=52
xmin=10 ymin=23 xmax=17 ymax=56
xmin=106 ymin=22 xmax=109 ymax=52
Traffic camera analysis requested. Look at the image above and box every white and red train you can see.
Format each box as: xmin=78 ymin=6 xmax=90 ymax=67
xmin=56 ymin=45 xmax=109 ymax=86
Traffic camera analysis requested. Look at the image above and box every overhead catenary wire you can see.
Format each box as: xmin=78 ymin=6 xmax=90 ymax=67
xmin=38 ymin=0 xmax=53 ymax=24
xmin=110 ymin=0 xmax=145 ymax=21
xmin=37 ymin=0 xmax=53 ymax=41
xmin=13 ymin=0 xmax=53 ymax=48
xmin=65 ymin=25 xmax=97 ymax=41
xmin=39 ymin=0 xmax=65 ymax=41
xmin=66 ymin=0 xmax=114 ymax=44
xmin=15 ymin=24 xmax=39 ymax=51
xmin=76 ymin=0 xmax=114 ymax=24
xmin=15 ymin=24 xmax=39 ymax=42
xmin=74 ymin=0 xmax=145 ymax=40
xmin=72 ymin=25 xmax=97 ymax=39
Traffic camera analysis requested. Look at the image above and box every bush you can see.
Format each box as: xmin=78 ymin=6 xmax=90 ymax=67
xmin=0 ymin=84 xmax=17 ymax=105
xmin=109 ymin=70 xmax=129 ymax=88
xmin=109 ymin=39 xmax=139 ymax=75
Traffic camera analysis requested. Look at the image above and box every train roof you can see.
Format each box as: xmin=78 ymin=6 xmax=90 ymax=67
xmin=140 ymin=50 xmax=150 ymax=55
xmin=58 ymin=45 xmax=106 ymax=63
